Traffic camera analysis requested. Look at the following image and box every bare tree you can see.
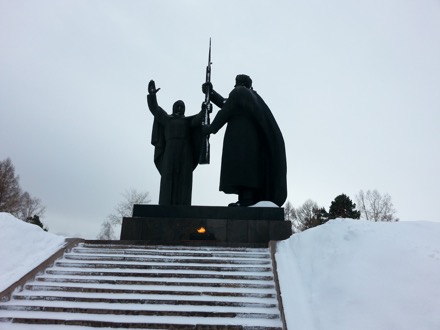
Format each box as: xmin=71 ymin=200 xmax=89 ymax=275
xmin=284 ymin=201 xmax=296 ymax=221
xmin=293 ymin=199 xmax=328 ymax=231
xmin=0 ymin=158 xmax=47 ymax=222
xmin=0 ymin=158 xmax=23 ymax=215
xmin=17 ymin=192 xmax=46 ymax=220
xmin=97 ymin=188 xmax=151 ymax=240
xmin=284 ymin=201 xmax=300 ymax=233
xmin=296 ymin=199 xmax=318 ymax=229
xmin=108 ymin=189 xmax=151 ymax=225
xmin=97 ymin=220 xmax=116 ymax=240
xmin=356 ymin=189 xmax=399 ymax=222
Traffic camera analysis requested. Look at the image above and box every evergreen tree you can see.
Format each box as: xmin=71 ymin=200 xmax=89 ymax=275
xmin=328 ymin=193 xmax=360 ymax=219
xmin=26 ymin=215 xmax=48 ymax=231
xmin=300 ymin=206 xmax=329 ymax=231
xmin=313 ymin=207 xmax=329 ymax=224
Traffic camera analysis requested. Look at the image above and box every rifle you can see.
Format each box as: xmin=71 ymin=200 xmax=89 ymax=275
xmin=199 ymin=38 xmax=212 ymax=165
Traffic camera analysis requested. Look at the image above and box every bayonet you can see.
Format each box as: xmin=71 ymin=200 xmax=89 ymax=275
xmin=199 ymin=38 xmax=212 ymax=165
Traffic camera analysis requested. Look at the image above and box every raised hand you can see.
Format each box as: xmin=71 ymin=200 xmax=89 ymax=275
xmin=148 ymin=80 xmax=161 ymax=95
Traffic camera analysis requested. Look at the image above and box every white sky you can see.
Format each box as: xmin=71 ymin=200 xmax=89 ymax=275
xmin=1 ymin=0 xmax=440 ymax=238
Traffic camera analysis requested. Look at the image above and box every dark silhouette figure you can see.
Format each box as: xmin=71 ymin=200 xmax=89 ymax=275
xmin=202 ymin=74 xmax=287 ymax=207
xmin=147 ymin=80 xmax=203 ymax=205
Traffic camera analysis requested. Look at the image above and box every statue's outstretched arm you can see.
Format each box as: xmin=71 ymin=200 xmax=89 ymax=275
xmin=147 ymin=80 xmax=167 ymax=123
xmin=209 ymin=105 xmax=230 ymax=134
xmin=211 ymin=90 xmax=226 ymax=108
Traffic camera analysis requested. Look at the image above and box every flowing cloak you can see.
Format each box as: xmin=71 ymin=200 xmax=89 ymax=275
xmin=148 ymin=94 xmax=203 ymax=205
xmin=209 ymin=86 xmax=287 ymax=206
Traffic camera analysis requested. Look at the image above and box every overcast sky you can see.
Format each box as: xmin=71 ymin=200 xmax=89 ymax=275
xmin=1 ymin=0 xmax=439 ymax=238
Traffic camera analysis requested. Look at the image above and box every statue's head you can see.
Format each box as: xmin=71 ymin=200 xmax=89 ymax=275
xmin=172 ymin=100 xmax=185 ymax=116
xmin=235 ymin=74 xmax=252 ymax=89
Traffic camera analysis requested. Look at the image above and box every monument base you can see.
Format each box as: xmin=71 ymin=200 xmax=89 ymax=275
xmin=120 ymin=204 xmax=292 ymax=247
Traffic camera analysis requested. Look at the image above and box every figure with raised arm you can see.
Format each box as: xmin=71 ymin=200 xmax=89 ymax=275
xmin=147 ymin=80 xmax=204 ymax=205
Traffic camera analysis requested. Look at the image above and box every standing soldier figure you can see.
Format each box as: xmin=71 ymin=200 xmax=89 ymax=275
xmin=202 ymin=74 xmax=287 ymax=207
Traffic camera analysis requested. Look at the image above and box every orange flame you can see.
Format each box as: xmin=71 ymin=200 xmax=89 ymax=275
xmin=197 ymin=227 xmax=206 ymax=234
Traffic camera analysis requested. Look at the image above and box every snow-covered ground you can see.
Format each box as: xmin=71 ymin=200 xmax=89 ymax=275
xmin=0 ymin=213 xmax=65 ymax=292
xmin=276 ymin=219 xmax=440 ymax=330
xmin=1 ymin=212 xmax=439 ymax=329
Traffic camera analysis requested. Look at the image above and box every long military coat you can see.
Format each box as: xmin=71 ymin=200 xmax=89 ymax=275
xmin=209 ymin=86 xmax=287 ymax=206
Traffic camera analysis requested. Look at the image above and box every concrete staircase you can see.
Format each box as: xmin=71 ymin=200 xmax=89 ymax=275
xmin=0 ymin=243 xmax=284 ymax=329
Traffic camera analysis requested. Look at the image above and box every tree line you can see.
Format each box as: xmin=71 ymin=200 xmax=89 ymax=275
xmin=1 ymin=158 xmax=399 ymax=237
xmin=285 ymin=190 xmax=399 ymax=233
xmin=0 ymin=158 xmax=47 ymax=230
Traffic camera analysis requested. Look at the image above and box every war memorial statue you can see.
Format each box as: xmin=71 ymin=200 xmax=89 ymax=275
xmin=122 ymin=41 xmax=291 ymax=243
xmin=202 ymin=74 xmax=287 ymax=207
xmin=147 ymin=80 xmax=203 ymax=206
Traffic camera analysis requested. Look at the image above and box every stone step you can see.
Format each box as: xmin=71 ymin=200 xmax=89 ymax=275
xmin=81 ymin=243 xmax=269 ymax=253
xmin=11 ymin=294 xmax=278 ymax=308
xmin=0 ymin=317 xmax=282 ymax=329
xmin=45 ymin=268 xmax=274 ymax=280
xmin=12 ymin=291 xmax=278 ymax=306
xmin=23 ymin=284 xmax=276 ymax=298
xmin=72 ymin=247 xmax=270 ymax=259
xmin=62 ymin=253 xmax=271 ymax=265
xmin=0 ymin=299 xmax=280 ymax=315
xmin=53 ymin=261 xmax=272 ymax=272
xmin=0 ymin=244 xmax=284 ymax=329
xmin=34 ymin=276 xmax=275 ymax=289
xmin=0 ymin=305 xmax=280 ymax=319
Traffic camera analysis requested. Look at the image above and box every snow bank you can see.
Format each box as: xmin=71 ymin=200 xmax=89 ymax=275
xmin=276 ymin=219 xmax=440 ymax=330
xmin=0 ymin=213 xmax=65 ymax=292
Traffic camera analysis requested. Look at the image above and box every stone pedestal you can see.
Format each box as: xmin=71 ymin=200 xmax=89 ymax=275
xmin=120 ymin=204 xmax=292 ymax=247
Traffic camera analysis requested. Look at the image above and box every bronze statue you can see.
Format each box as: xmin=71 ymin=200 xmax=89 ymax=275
xmin=147 ymin=80 xmax=203 ymax=205
xmin=202 ymin=74 xmax=287 ymax=207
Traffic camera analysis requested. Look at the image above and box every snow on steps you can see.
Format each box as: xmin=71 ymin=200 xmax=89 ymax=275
xmin=0 ymin=243 xmax=284 ymax=329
